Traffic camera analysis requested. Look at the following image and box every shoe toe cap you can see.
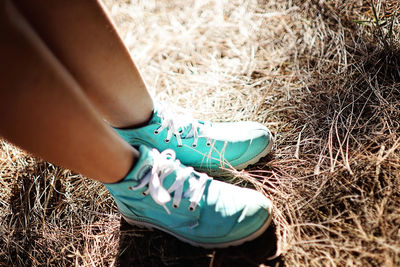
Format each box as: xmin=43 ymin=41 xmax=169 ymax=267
xmin=227 ymin=190 xmax=272 ymax=241
xmin=205 ymin=121 xmax=271 ymax=142
xmin=239 ymin=190 xmax=272 ymax=222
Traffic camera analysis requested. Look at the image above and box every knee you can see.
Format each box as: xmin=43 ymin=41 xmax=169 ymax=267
xmin=0 ymin=0 xmax=27 ymax=31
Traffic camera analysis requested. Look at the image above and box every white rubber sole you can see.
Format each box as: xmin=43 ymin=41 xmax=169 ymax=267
xmin=233 ymin=130 xmax=274 ymax=170
xmin=121 ymin=200 xmax=273 ymax=249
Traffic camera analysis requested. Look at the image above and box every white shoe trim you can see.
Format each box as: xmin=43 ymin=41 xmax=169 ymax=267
xmin=121 ymin=199 xmax=273 ymax=249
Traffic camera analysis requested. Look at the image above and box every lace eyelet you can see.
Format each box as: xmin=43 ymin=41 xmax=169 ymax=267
xmin=173 ymin=204 xmax=179 ymax=209
xmin=153 ymin=129 xmax=159 ymax=135
xmin=188 ymin=206 xmax=195 ymax=212
xmin=177 ymin=144 xmax=183 ymax=148
xmin=179 ymin=129 xmax=183 ymax=133
xmin=206 ymin=142 xmax=211 ymax=147
xmin=192 ymin=143 xmax=197 ymax=148
xmin=164 ymin=139 xmax=170 ymax=143
xmin=141 ymin=191 xmax=148 ymax=196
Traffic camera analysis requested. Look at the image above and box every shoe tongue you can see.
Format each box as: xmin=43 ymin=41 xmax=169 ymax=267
xmin=125 ymin=145 xmax=154 ymax=182
xmin=121 ymin=145 xmax=203 ymax=202
xmin=149 ymin=109 xmax=162 ymax=124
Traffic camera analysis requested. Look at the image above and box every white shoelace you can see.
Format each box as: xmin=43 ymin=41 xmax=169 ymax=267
xmin=154 ymin=107 xmax=212 ymax=148
xmin=129 ymin=149 xmax=209 ymax=214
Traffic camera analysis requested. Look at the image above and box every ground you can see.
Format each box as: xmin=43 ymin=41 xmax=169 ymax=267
xmin=1 ymin=0 xmax=400 ymax=266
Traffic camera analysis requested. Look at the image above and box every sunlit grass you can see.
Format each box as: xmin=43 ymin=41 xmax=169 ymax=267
xmin=1 ymin=0 xmax=399 ymax=266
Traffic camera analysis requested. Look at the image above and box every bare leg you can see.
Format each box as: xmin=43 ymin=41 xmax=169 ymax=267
xmin=14 ymin=0 xmax=153 ymax=128
xmin=0 ymin=1 xmax=138 ymax=183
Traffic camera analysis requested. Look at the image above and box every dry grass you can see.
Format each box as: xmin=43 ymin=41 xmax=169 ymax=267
xmin=1 ymin=0 xmax=400 ymax=266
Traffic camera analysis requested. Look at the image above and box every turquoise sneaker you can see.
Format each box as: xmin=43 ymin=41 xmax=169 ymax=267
xmin=114 ymin=107 xmax=273 ymax=171
xmin=104 ymin=145 xmax=273 ymax=248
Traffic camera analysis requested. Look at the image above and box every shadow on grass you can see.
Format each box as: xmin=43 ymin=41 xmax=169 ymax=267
xmin=0 ymin=160 xmax=65 ymax=266
xmin=117 ymin=219 xmax=281 ymax=267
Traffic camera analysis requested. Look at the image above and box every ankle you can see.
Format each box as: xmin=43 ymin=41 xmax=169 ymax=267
xmin=102 ymin=146 xmax=139 ymax=184
xmin=114 ymin=109 xmax=154 ymax=130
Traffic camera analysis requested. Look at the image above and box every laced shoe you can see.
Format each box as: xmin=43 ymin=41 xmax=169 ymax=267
xmin=104 ymin=145 xmax=273 ymax=248
xmin=114 ymin=107 xmax=273 ymax=172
